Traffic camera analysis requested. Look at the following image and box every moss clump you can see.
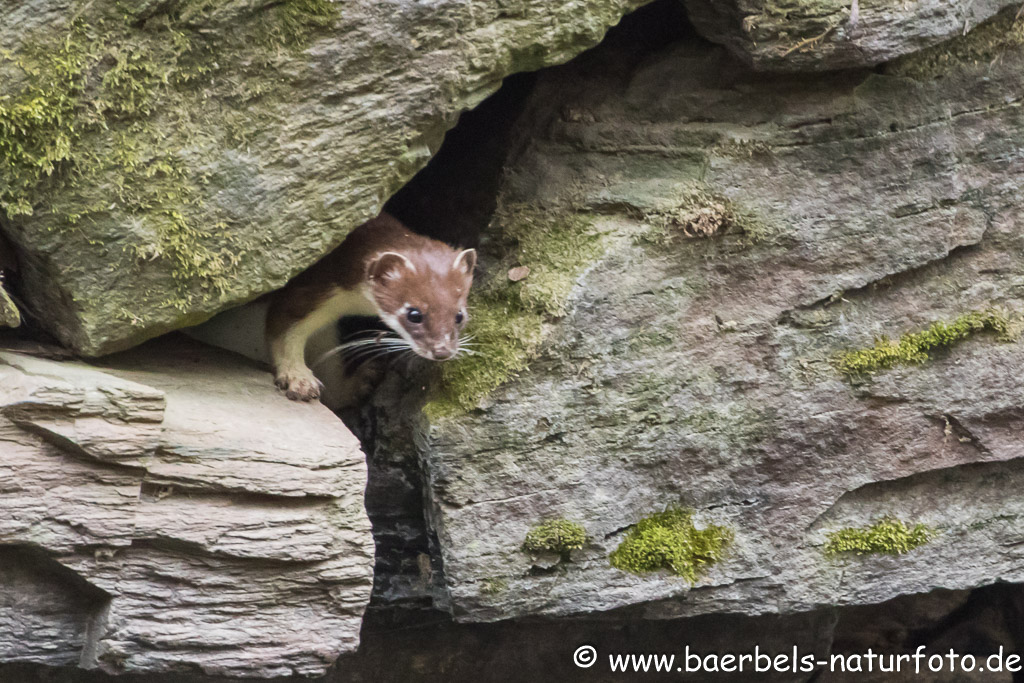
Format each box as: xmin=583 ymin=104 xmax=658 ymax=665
xmin=891 ymin=10 xmax=1024 ymax=80
xmin=0 ymin=29 xmax=88 ymax=217
xmin=480 ymin=577 xmax=508 ymax=595
xmin=824 ymin=518 xmax=934 ymax=556
xmin=834 ymin=309 xmax=1014 ymax=378
xmin=425 ymin=300 xmax=544 ymax=419
xmin=499 ymin=205 xmax=607 ymax=316
xmin=712 ymin=138 xmax=774 ymax=158
xmin=640 ymin=186 xmax=771 ymax=245
xmin=268 ymin=0 xmax=340 ymax=46
xmin=522 ymin=519 xmax=587 ymax=556
xmin=609 ymin=508 xmax=733 ymax=583
xmin=424 ymin=204 xmax=607 ymax=418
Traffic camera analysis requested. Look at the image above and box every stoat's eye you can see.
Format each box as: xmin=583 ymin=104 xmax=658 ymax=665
xmin=455 ymin=311 xmax=465 ymax=325
xmin=406 ymin=308 xmax=424 ymax=324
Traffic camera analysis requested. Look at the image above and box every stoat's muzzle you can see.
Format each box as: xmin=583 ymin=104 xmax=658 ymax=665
xmin=366 ymin=245 xmax=476 ymax=363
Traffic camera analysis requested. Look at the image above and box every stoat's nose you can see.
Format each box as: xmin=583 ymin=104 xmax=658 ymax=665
xmin=431 ymin=346 xmax=455 ymax=360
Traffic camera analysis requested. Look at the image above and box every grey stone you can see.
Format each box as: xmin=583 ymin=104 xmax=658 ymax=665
xmin=0 ymin=236 xmax=19 ymax=328
xmin=408 ymin=18 xmax=1024 ymax=626
xmin=0 ymin=0 xmax=649 ymax=356
xmin=0 ymin=285 xmax=18 ymax=328
xmin=683 ymin=0 xmax=1020 ymax=71
xmin=0 ymin=337 xmax=374 ymax=677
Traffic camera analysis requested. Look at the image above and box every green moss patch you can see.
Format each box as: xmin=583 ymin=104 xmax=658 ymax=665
xmin=824 ymin=518 xmax=934 ymax=556
xmin=891 ymin=10 xmax=1024 ymax=80
xmin=522 ymin=519 xmax=587 ymax=556
xmin=835 ymin=309 xmax=1014 ymax=378
xmin=609 ymin=508 xmax=733 ymax=583
xmin=424 ymin=204 xmax=608 ymax=418
xmin=0 ymin=29 xmax=88 ymax=218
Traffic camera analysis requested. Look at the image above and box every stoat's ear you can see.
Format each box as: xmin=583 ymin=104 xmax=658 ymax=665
xmin=367 ymin=252 xmax=416 ymax=282
xmin=453 ymin=248 xmax=476 ymax=277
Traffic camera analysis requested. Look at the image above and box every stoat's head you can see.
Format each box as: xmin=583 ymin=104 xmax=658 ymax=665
xmin=366 ymin=246 xmax=476 ymax=361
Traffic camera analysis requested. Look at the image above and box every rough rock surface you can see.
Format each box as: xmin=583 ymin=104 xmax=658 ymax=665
xmin=411 ymin=8 xmax=1024 ymax=624
xmin=0 ymin=236 xmax=19 ymax=328
xmin=6 ymin=581 xmax=1024 ymax=681
xmin=683 ymin=0 xmax=1020 ymax=71
xmin=0 ymin=285 xmax=17 ymax=328
xmin=0 ymin=337 xmax=373 ymax=677
xmin=0 ymin=0 xmax=647 ymax=356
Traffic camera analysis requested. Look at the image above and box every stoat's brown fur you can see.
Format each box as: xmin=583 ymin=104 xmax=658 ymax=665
xmin=266 ymin=213 xmax=475 ymax=401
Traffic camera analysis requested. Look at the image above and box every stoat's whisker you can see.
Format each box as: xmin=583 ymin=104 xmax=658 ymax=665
xmin=340 ymin=329 xmax=392 ymax=340
xmin=312 ymin=335 xmax=410 ymax=367
xmin=346 ymin=344 xmax=410 ymax=363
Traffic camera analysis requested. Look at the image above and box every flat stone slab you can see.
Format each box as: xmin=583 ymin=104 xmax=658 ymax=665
xmin=0 ymin=336 xmax=373 ymax=677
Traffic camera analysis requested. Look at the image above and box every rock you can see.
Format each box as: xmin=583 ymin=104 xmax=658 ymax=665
xmin=0 ymin=285 xmax=18 ymax=328
xmin=403 ymin=11 xmax=1024 ymax=625
xmin=0 ymin=235 xmax=19 ymax=328
xmin=0 ymin=0 xmax=648 ymax=356
xmin=683 ymin=0 xmax=1020 ymax=71
xmin=0 ymin=336 xmax=374 ymax=677
xmin=7 ymin=580 xmax=1024 ymax=681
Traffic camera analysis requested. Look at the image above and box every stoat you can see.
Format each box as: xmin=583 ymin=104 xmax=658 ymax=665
xmin=266 ymin=213 xmax=476 ymax=401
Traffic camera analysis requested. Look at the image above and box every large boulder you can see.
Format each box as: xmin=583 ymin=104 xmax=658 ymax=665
xmin=406 ymin=9 xmax=1024 ymax=623
xmin=0 ymin=337 xmax=373 ymax=677
xmin=0 ymin=0 xmax=648 ymax=356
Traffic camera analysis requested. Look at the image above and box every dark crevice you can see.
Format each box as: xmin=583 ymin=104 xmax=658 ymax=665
xmin=0 ymin=545 xmax=112 ymax=671
xmin=383 ymin=71 xmax=538 ymax=250
xmin=0 ymin=545 xmax=111 ymax=604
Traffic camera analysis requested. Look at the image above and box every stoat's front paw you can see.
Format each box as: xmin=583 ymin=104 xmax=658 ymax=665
xmin=274 ymin=368 xmax=323 ymax=402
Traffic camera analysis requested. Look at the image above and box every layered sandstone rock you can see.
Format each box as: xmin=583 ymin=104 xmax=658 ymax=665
xmin=0 ymin=337 xmax=373 ymax=677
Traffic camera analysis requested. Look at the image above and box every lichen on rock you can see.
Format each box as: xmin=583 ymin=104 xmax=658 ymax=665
xmin=639 ymin=185 xmax=773 ymax=244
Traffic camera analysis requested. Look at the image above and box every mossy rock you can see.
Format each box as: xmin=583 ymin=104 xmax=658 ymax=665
xmin=0 ymin=284 xmax=19 ymax=328
xmin=0 ymin=0 xmax=646 ymax=355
